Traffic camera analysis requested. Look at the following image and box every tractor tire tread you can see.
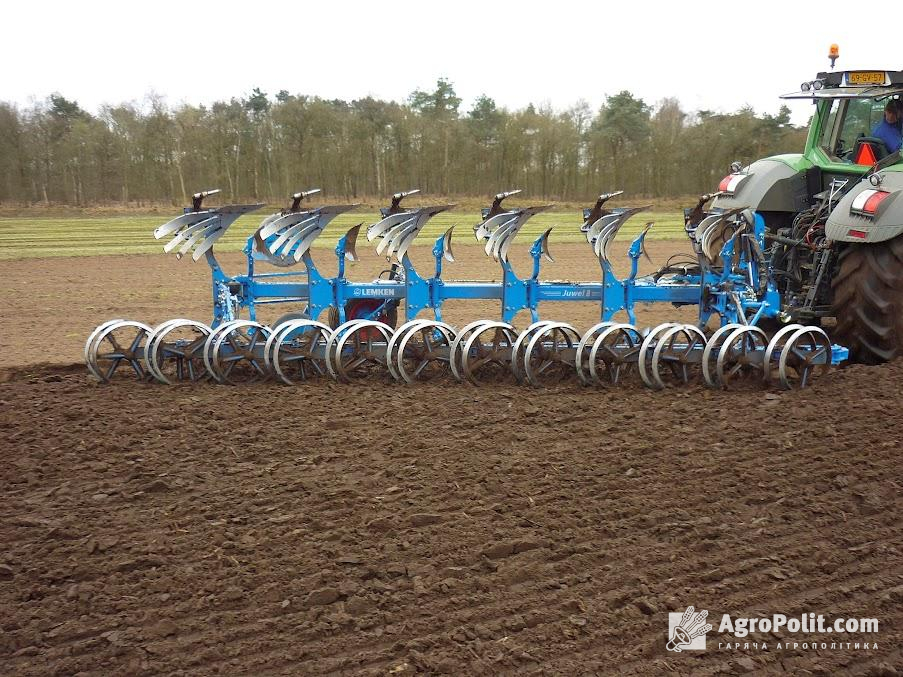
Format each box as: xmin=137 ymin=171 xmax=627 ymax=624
xmin=832 ymin=236 xmax=903 ymax=364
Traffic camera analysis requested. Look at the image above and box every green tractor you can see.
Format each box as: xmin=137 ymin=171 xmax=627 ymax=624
xmin=713 ymin=61 xmax=903 ymax=363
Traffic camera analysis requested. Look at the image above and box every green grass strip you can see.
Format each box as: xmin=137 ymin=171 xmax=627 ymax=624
xmin=0 ymin=211 xmax=686 ymax=260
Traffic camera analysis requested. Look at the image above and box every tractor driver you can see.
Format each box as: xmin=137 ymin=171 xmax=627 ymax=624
xmin=871 ymin=99 xmax=903 ymax=154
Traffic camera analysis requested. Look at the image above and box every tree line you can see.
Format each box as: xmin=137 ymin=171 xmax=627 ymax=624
xmin=0 ymin=79 xmax=806 ymax=206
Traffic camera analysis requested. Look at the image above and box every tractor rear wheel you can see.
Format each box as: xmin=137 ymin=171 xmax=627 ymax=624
xmin=831 ymin=235 xmax=903 ymax=364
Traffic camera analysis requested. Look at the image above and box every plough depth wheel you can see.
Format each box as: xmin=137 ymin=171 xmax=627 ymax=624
xmin=521 ymin=322 xmax=581 ymax=387
xmin=146 ymin=319 xmax=212 ymax=384
xmin=87 ymin=320 xmax=152 ymax=382
xmin=395 ymin=320 xmax=456 ymax=384
xmin=266 ymin=319 xmax=332 ymax=385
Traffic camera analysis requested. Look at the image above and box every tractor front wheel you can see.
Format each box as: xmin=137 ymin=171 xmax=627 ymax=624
xmin=831 ymin=236 xmax=903 ymax=364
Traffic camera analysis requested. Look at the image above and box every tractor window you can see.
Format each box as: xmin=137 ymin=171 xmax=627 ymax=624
xmin=820 ymin=98 xmax=888 ymax=160
xmin=818 ymin=100 xmax=840 ymax=155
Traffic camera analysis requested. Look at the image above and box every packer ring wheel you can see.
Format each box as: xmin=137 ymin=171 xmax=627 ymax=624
xmin=88 ymin=320 xmax=152 ymax=382
xmin=776 ymin=326 xmax=832 ymax=390
xmin=650 ymin=324 xmax=708 ymax=390
xmin=460 ymin=321 xmax=517 ymax=385
xmin=396 ymin=321 xmax=456 ymax=384
xmin=715 ymin=325 xmax=768 ymax=389
xmin=575 ymin=321 xmax=617 ymax=384
xmin=587 ymin=324 xmax=642 ymax=385
xmin=146 ymin=319 xmax=212 ymax=384
xmin=701 ymin=323 xmax=745 ymax=387
xmin=332 ymin=320 xmax=395 ymax=382
xmin=387 ymin=319 xmax=434 ymax=381
xmin=511 ymin=321 xmax=558 ymax=384
xmin=522 ymin=322 xmax=581 ymax=387
xmin=449 ymin=320 xmax=495 ymax=382
xmin=270 ymin=319 xmax=333 ymax=384
xmin=209 ymin=321 xmax=272 ymax=384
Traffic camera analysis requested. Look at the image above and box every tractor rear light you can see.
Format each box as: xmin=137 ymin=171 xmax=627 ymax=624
xmin=718 ymin=173 xmax=748 ymax=194
xmin=864 ymin=191 xmax=890 ymax=212
xmin=850 ymin=189 xmax=891 ymax=217
xmin=847 ymin=229 xmax=868 ymax=239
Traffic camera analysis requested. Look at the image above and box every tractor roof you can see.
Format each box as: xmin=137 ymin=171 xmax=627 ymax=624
xmin=781 ymin=70 xmax=903 ymax=100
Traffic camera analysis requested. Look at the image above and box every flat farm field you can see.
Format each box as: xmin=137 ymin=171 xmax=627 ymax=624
xmin=0 ymin=210 xmax=901 ymax=675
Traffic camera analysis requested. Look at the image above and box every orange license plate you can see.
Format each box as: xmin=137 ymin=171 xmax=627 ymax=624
xmin=849 ymin=71 xmax=886 ymax=85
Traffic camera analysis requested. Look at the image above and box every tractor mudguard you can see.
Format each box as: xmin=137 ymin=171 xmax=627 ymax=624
xmin=825 ymin=172 xmax=903 ymax=243
xmin=713 ymin=157 xmax=811 ymax=213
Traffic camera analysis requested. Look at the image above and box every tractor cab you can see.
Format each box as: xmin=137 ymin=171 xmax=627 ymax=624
xmin=713 ymin=67 xmax=903 ymax=227
xmin=706 ymin=55 xmax=903 ymax=364
xmin=782 ymin=70 xmax=903 ymax=171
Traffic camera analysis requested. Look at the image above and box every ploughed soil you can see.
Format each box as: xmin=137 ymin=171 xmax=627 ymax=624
xmin=1 ymin=243 xmax=901 ymax=674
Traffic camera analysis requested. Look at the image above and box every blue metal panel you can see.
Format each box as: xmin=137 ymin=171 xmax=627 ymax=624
xmin=435 ymin=282 xmax=505 ymax=300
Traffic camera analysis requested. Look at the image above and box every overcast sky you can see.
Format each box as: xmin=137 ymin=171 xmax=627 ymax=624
xmin=2 ymin=0 xmax=898 ymax=126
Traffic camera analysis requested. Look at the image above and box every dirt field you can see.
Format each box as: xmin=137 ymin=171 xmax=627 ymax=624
xmin=2 ymin=241 xmax=698 ymax=369
xmin=1 ymin=242 xmax=901 ymax=674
